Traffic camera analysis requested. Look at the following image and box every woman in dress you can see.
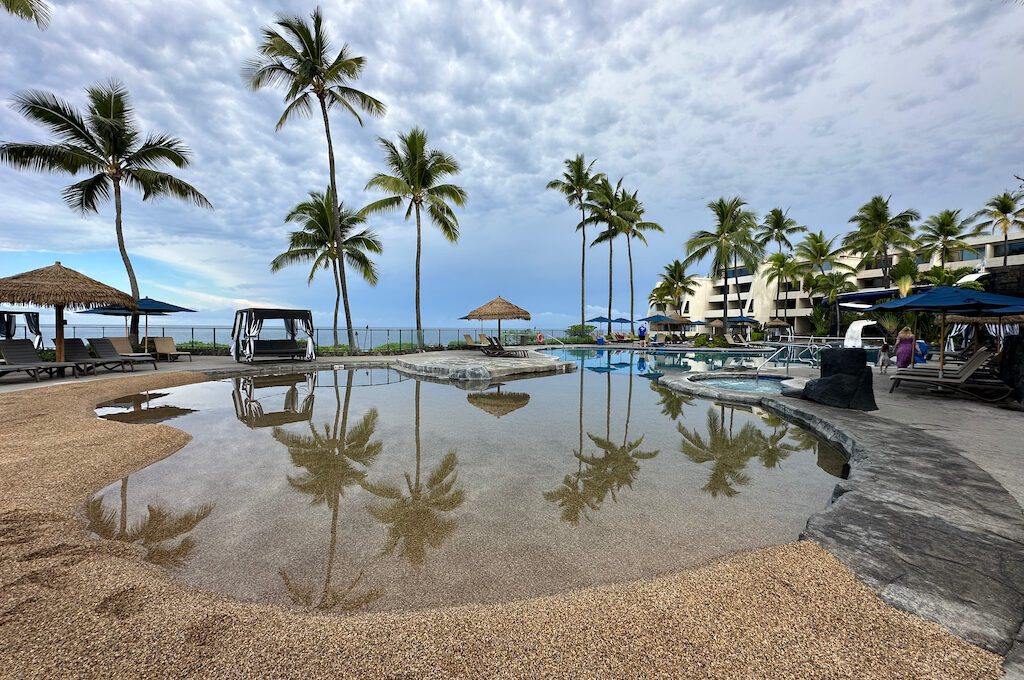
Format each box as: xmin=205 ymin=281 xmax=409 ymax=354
xmin=894 ymin=326 xmax=916 ymax=369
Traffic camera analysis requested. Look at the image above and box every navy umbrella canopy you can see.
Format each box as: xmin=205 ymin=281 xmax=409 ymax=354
xmin=638 ymin=314 xmax=673 ymax=323
xmin=587 ymin=316 xmax=612 ymax=324
xmin=81 ymin=296 xmax=196 ymax=351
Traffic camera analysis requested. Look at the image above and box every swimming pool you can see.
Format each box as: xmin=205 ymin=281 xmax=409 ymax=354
xmin=697 ymin=376 xmax=786 ymax=394
xmin=542 ymin=347 xmax=768 ymax=377
xmin=91 ymin=364 xmax=844 ymax=614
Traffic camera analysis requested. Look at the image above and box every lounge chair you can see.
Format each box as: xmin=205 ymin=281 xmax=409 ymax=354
xmin=464 ymin=333 xmax=488 ymax=349
xmin=88 ymin=338 xmax=158 ymax=371
xmin=0 ymin=339 xmax=79 ymax=381
xmin=107 ymin=336 xmax=157 ymax=358
xmin=482 ymin=336 xmax=529 ymax=358
xmin=649 ymin=333 xmax=666 ymax=347
xmin=893 ymin=348 xmax=994 ymax=380
xmin=153 ymin=337 xmax=192 ymax=362
xmin=889 ymin=349 xmax=1012 ymax=401
xmin=59 ymin=338 xmax=129 ymax=374
xmin=725 ymin=334 xmax=750 ymax=347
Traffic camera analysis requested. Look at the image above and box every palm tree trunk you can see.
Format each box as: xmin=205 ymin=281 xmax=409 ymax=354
xmin=318 ymin=95 xmax=356 ymax=351
xmin=331 ymin=259 xmax=341 ymax=347
xmin=414 ymin=380 xmax=422 ymax=488
xmin=113 ymin=180 xmax=141 ymax=344
xmin=414 ymin=203 xmax=424 ymax=348
xmin=607 ymin=238 xmax=613 ymax=337
xmin=578 ymin=361 xmax=584 ymax=456
xmin=722 ymin=265 xmax=729 ymax=334
xmin=580 ymin=206 xmax=586 ymax=331
xmin=337 ymin=255 xmax=357 ymax=353
xmin=623 ymin=365 xmax=633 ymax=446
xmin=626 ymin=237 xmax=635 ymax=335
xmin=320 ymin=501 xmax=339 ymax=607
xmin=1004 ymin=231 xmax=1009 ymax=267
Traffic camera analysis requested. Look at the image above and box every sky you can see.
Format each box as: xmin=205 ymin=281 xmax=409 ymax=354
xmin=1 ymin=0 xmax=1022 ymax=330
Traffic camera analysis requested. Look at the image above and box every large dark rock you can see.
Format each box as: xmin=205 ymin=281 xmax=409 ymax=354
xmin=999 ymin=335 xmax=1024 ymax=403
xmin=802 ymin=348 xmax=877 ymax=411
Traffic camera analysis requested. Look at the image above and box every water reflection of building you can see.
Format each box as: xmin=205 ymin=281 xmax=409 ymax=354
xmin=231 ymin=374 xmax=316 ymax=428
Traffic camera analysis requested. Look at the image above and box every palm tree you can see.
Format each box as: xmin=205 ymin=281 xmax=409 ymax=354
xmin=654 ymin=260 xmax=698 ymax=316
xmin=585 ymin=178 xmax=635 ymax=336
xmin=2 ymin=0 xmax=49 ymax=26
xmin=682 ymin=197 xmax=760 ymax=331
xmin=844 ymin=196 xmax=920 ymax=288
xmin=617 ymin=189 xmax=663 ymax=333
xmin=810 ymin=270 xmax=856 ymax=336
xmin=975 ymin=192 xmax=1024 ymax=267
xmin=244 ymin=7 xmax=385 ymax=350
xmin=364 ymin=382 xmax=464 ymax=565
xmin=363 ymin=128 xmax=467 ymax=347
xmin=795 ymin=230 xmax=849 ymax=277
xmin=757 ymin=208 xmax=806 ymax=255
xmin=917 ymin=209 xmax=981 ymax=267
xmin=763 ymin=253 xmax=789 ymax=321
xmin=918 ymin=265 xmax=985 ymax=291
xmin=270 ymin=190 xmax=382 ymax=347
xmin=0 ymin=81 xmax=212 ymax=342
xmin=546 ymin=155 xmax=604 ymax=330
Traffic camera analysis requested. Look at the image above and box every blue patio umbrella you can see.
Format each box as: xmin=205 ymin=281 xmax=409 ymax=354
xmin=586 ymin=316 xmax=612 ymax=324
xmin=867 ymin=286 xmax=1024 ymax=374
xmin=81 ymin=296 xmax=196 ymax=351
xmin=638 ymin=314 xmax=673 ymax=323
xmin=990 ymin=305 xmax=1024 ymax=315
xmin=728 ymin=316 xmax=758 ymax=324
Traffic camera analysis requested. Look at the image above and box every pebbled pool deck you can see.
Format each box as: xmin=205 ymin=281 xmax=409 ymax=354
xmin=659 ymin=371 xmax=1024 ymax=664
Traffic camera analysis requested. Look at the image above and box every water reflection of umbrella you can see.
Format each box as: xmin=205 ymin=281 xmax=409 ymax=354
xmin=467 ymin=387 xmax=531 ymax=418
xmin=100 ymin=405 xmax=197 ymax=424
xmin=81 ymin=296 xmax=196 ymax=352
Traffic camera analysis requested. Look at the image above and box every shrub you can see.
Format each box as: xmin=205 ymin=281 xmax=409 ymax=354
xmin=565 ymin=323 xmax=595 ymax=338
xmin=750 ymin=331 xmax=765 ymax=342
xmin=693 ymin=335 xmax=709 ymax=348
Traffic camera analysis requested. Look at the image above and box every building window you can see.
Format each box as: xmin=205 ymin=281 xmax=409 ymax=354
xmin=914 ymin=253 xmax=931 ymax=265
xmin=993 ymin=239 xmax=1024 ymax=258
xmin=725 ymin=266 xmax=751 ymax=278
xmin=682 ymin=301 xmax=690 ymax=314
xmin=949 ymin=248 xmax=981 ymax=262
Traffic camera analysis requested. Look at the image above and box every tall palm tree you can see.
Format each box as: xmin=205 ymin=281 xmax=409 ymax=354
xmin=682 ymin=197 xmax=760 ymax=331
xmin=763 ymin=253 xmax=789 ymax=321
xmin=844 ymin=195 xmax=920 ymax=288
xmin=584 ymin=178 xmax=635 ymax=336
xmin=270 ymin=190 xmax=382 ymax=347
xmin=810 ymin=270 xmax=856 ymax=336
xmin=617 ymin=189 xmax=663 ymax=333
xmin=918 ymin=265 xmax=985 ymax=291
xmin=0 ymin=81 xmax=212 ymax=342
xmin=546 ymin=155 xmax=604 ymax=330
xmin=364 ymin=382 xmax=464 ymax=565
xmin=795 ymin=230 xmax=849 ymax=277
xmin=654 ymin=260 xmax=698 ymax=317
xmin=974 ymin=192 xmax=1024 ymax=267
xmin=363 ymin=128 xmax=467 ymax=347
xmin=756 ymin=207 xmax=806 ymax=255
xmin=244 ymin=7 xmax=385 ymax=350
xmin=917 ymin=209 xmax=981 ymax=267
xmin=2 ymin=0 xmax=49 ymax=27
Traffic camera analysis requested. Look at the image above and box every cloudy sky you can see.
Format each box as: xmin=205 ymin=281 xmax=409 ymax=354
xmin=1 ymin=0 xmax=1022 ymax=329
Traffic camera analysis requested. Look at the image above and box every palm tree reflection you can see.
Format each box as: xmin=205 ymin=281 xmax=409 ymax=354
xmin=364 ymin=381 xmax=464 ymax=566
xmin=273 ymin=369 xmax=383 ymax=612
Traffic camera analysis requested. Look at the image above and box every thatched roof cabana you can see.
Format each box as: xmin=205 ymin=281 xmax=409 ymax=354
xmin=0 ymin=261 xmax=136 ymax=361
xmin=467 ymin=390 xmax=531 ymax=418
xmin=463 ymin=296 xmax=531 ymax=335
xmin=764 ymin=318 xmax=791 ymax=328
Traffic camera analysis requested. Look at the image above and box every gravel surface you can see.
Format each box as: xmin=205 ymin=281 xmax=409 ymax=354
xmin=0 ymin=372 xmax=1004 ymax=678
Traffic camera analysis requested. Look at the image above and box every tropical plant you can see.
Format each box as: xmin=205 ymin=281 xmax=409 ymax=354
xmin=546 ymin=155 xmax=604 ymax=330
xmin=270 ymin=190 xmax=382 ymax=346
xmin=810 ymin=270 xmax=857 ymax=336
xmin=647 ymin=284 xmax=674 ymax=311
xmin=795 ymin=230 xmax=850 ymax=277
xmin=244 ymin=7 xmax=385 ymax=350
xmin=273 ymin=369 xmax=384 ymax=611
xmin=917 ymin=209 xmax=981 ymax=267
xmin=653 ymin=260 xmax=697 ymax=317
xmin=682 ymin=197 xmax=761 ymax=330
xmin=808 ymin=306 xmax=832 ymax=336
xmin=844 ymin=195 xmax=920 ymax=287
xmin=756 ymin=207 xmax=806 ymax=255
xmin=2 ymin=0 xmax=48 ymax=26
xmin=763 ymin=253 xmax=793 ymax=321
xmin=616 ymin=189 xmax=663 ymax=333
xmin=869 ymin=310 xmax=904 ymax=339
xmin=363 ymin=128 xmax=467 ymax=347
xmin=917 ymin=265 xmax=985 ymax=291
xmin=364 ymin=382 xmax=464 ymax=564
xmin=584 ymin=177 xmax=636 ymax=336
xmin=974 ymin=191 xmax=1024 ymax=267
xmin=0 ymin=81 xmax=212 ymax=342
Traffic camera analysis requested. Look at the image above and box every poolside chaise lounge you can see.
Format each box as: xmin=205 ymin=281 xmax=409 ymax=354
xmin=464 ymin=333 xmax=488 ymax=349
xmin=107 ymin=336 xmax=158 ymax=358
xmin=482 ymin=336 xmax=529 ymax=358
xmin=59 ymin=338 xmax=130 ymax=374
xmin=0 ymin=339 xmax=79 ymax=381
xmin=725 ymin=334 xmax=750 ymax=347
xmin=153 ymin=337 xmax=192 ymax=362
xmin=892 ymin=348 xmax=995 ymax=380
xmin=87 ymin=338 xmax=158 ymax=371
xmin=889 ymin=349 xmax=1011 ymax=401
xmin=649 ymin=333 xmax=667 ymax=347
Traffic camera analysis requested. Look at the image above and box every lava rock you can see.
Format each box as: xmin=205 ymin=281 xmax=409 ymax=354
xmin=802 ymin=348 xmax=878 ymax=411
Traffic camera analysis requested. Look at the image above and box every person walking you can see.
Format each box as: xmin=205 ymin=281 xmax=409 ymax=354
xmin=876 ymin=340 xmax=892 ymax=374
xmin=894 ymin=327 xmax=916 ymax=369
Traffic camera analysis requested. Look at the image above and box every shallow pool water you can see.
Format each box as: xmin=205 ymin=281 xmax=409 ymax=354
xmin=91 ymin=360 xmax=844 ymax=614
xmin=698 ymin=377 xmax=786 ymax=394
xmin=541 ymin=347 xmax=768 ymax=377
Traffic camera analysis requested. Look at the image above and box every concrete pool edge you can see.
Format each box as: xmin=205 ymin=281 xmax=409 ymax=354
xmin=659 ymin=372 xmax=1024 ymax=658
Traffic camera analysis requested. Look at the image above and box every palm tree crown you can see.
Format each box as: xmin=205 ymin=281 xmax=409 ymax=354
xmin=844 ymin=195 xmax=920 ymax=287
xmin=974 ymin=191 xmax=1024 ymax=267
xmin=757 ymin=208 xmax=806 ymax=254
xmin=653 ymin=260 xmax=697 ymax=316
xmin=795 ymin=230 xmax=849 ymax=276
xmin=2 ymin=0 xmax=50 ymax=27
xmin=363 ymin=127 xmax=467 ymax=346
xmin=917 ymin=209 xmax=980 ymax=267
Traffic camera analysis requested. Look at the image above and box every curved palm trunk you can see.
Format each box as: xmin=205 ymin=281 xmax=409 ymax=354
xmin=626 ymin=237 xmax=635 ymax=335
xmin=113 ymin=180 xmax=141 ymax=344
xmin=318 ymin=96 xmax=358 ymax=352
xmin=414 ymin=204 xmax=424 ymax=348
xmin=606 ymin=239 xmax=613 ymax=337
xmin=580 ymin=206 xmax=586 ymax=331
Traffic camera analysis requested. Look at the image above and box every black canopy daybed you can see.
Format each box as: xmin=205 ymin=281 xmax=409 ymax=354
xmin=229 ymin=308 xmax=316 ymax=363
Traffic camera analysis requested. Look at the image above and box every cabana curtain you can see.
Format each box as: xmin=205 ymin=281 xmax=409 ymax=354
xmin=0 ymin=313 xmax=14 ymax=340
xmin=0 ymin=312 xmax=42 ymax=348
xmin=230 ymin=308 xmax=316 ymax=362
xmin=24 ymin=313 xmax=41 ymax=349
xmin=300 ymin=315 xmax=315 ymax=360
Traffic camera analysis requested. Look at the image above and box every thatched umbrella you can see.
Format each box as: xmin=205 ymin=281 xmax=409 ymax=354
xmin=0 ymin=261 xmax=135 ymax=362
xmin=764 ymin=318 xmax=791 ymax=328
xmin=708 ymin=318 xmax=725 ymax=329
xmin=467 ymin=389 xmax=531 ymax=418
xmin=463 ymin=296 xmax=531 ymax=337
